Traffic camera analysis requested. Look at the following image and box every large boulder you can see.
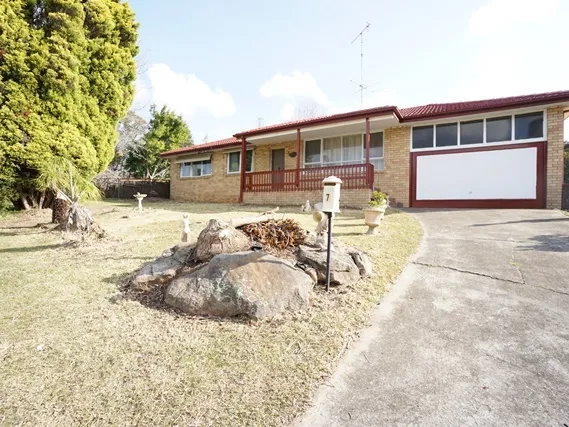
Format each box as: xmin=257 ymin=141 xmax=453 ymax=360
xmin=195 ymin=219 xmax=251 ymax=262
xmin=165 ymin=251 xmax=314 ymax=319
xmin=131 ymin=245 xmax=194 ymax=291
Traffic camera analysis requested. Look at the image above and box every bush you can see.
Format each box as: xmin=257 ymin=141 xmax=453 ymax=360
xmin=563 ymin=149 xmax=569 ymax=184
xmin=368 ymin=191 xmax=388 ymax=208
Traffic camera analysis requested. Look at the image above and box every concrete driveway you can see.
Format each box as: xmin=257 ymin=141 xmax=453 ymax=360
xmin=298 ymin=209 xmax=569 ymax=427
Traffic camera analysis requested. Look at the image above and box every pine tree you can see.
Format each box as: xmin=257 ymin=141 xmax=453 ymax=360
xmin=0 ymin=0 xmax=139 ymax=209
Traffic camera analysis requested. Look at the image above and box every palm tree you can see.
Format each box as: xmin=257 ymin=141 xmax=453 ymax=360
xmin=36 ymin=157 xmax=102 ymax=233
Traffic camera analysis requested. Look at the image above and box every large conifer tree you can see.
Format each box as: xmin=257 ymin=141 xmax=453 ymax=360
xmin=0 ymin=0 xmax=138 ymax=208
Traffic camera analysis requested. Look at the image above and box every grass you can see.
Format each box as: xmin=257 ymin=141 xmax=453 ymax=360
xmin=0 ymin=200 xmax=422 ymax=426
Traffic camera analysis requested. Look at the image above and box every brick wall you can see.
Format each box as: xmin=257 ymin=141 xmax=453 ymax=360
xmin=254 ymin=140 xmax=298 ymax=171
xmin=546 ymin=106 xmax=565 ymax=209
xmin=170 ymin=151 xmax=240 ymax=203
xmin=374 ymin=126 xmax=410 ymax=207
xmin=243 ymin=188 xmax=371 ymax=208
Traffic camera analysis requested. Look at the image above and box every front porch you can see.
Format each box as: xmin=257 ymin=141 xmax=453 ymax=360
xmin=236 ymin=111 xmax=400 ymax=203
xmin=244 ymin=163 xmax=375 ymax=193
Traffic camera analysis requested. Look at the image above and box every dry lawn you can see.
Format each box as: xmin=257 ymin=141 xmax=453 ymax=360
xmin=0 ymin=200 xmax=422 ymax=426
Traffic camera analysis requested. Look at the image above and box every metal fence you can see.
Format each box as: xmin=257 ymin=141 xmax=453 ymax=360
xmin=563 ymin=184 xmax=569 ymax=210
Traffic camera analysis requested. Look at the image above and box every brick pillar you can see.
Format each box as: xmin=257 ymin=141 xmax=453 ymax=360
xmin=546 ymin=106 xmax=565 ymax=209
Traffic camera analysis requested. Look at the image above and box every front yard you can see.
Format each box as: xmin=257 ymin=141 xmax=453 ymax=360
xmin=0 ymin=200 xmax=421 ymax=426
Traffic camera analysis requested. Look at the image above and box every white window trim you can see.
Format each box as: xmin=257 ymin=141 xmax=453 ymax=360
xmin=410 ymin=109 xmax=547 ymax=152
xmin=180 ymin=160 xmax=212 ymax=178
xmin=226 ymin=149 xmax=254 ymax=174
xmin=302 ymin=131 xmax=385 ymax=170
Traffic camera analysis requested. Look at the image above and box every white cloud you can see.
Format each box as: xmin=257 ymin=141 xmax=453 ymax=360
xmin=260 ymin=70 xmax=330 ymax=106
xmin=280 ymin=103 xmax=295 ymax=121
xmin=145 ymin=63 xmax=236 ymax=119
xmin=469 ymin=0 xmax=559 ymax=35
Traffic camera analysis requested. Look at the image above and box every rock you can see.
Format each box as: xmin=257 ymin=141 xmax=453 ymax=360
xmin=165 ymin=251 xmax=314 ymax=319
xmin=195 ymin=219 xmax=251 ymax=262
xmin=297 ymin=245 xmax=362 ymax=286
xmin=350 ymin=250 xmax=373 ymax=277
xmin=131 ymin=245 xmax=195 ymax=291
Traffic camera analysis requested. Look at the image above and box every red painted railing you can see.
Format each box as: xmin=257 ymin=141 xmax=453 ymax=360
xmin=244 ymin=163 xmax=374 ymax=192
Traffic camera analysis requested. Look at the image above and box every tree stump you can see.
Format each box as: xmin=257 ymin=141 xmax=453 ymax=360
xmin=52 ymin=198 xmax=70 ymax=224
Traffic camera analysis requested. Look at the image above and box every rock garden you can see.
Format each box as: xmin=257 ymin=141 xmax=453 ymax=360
xmin=129 ymin=206 xmax=373 ymax=319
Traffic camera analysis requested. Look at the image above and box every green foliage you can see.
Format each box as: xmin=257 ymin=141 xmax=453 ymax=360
xmin=368 ymin=190 xmax=388 ymax=208
xmin=0 ymin=0 xmax=139 ymax=206
xmin=36 ymin=156 xmax=101 ymax=203
xmin=124 ymin=105 xmax=192 ymax=179
xmin=563 ymin=149 xmax=569 ymax=184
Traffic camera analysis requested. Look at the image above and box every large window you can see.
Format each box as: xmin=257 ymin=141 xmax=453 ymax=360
xmin=304 ymin=132 xmax=384 ymax=170
xmin=180 ymin=159 xmax=212 ymax=178
xmin=227 ymin=150 xmax=253 ymax=174
xmin=411 ymin=111 xmax=545 ymax=150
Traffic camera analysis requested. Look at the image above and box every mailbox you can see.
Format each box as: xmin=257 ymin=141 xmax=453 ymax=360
xmin=322 ymin=176 xmax=342 ymax=213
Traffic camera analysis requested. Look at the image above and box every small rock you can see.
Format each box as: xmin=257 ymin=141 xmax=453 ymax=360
xmin=36 ymin=344 xmax=44 ymax=351
xmin=350 ymin=251 xmax=373 ymax=277
xmin=297 ymin=245 xmax=361 ymax=286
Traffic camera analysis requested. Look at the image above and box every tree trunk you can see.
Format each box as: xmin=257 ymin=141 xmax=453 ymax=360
xmin=52 ymin=198 xmax=70 ymax=224
xmin=20 ymin=194 xmax=31 ymax=210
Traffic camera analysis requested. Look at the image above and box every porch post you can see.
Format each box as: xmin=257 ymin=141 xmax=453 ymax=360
xmin=296 ymin=128 xmax=301 ymax=186
xmin=365 ymin=117 xmax=371 ymax=189
xmin=239 ymin=137 xmax=247 ymax=203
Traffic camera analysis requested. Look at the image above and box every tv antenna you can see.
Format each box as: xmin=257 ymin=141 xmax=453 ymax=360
xmin=350 ymin=22 xmax=370 ymax=108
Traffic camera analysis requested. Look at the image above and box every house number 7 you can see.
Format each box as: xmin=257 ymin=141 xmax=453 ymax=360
xmin=326 ymin=193 xmax=330 ymax=201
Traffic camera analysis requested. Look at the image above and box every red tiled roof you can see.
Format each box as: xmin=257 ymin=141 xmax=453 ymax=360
xmin=399 ymin=90 xmax=569 ymax=121
xmin=160 ymin=137 xmax=240 ymax=157
xmin=234 ymin=106 xmax=398 ymax=138
xmin=160 ymin=90 xmax=569 ymax=157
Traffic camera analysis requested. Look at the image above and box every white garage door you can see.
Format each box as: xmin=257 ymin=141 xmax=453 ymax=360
xmin=411 ymin=143 xmax=545 ymax=208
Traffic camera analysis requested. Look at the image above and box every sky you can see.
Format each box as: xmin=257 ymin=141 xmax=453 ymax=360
xmin=130 ymin=0 xmax=569 ymax=144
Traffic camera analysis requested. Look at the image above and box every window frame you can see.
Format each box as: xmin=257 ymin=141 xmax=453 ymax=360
xmin=180 ymin=159 xmax=212 ymax=178
xmin=409 ymin=109 xmax=547 ymax=152
xmin=226 ymin=149 xmax=254 ymax=174
xmin=302 ymin=131 xmax=385 ymax=171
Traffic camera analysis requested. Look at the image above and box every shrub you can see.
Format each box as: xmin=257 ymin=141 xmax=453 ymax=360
xmin=368 ymin=191 xmax=388 ymax=208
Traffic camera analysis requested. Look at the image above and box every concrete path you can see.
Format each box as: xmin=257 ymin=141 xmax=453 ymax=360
xmin=298 ymin=209 xmax=569 ymax=427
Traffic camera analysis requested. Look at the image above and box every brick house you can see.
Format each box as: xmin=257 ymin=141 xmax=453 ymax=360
xmin=161 ymin=91 xmax=569 ymax=209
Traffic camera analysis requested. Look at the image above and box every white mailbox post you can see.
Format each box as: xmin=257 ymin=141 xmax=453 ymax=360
xmin=322 ymin=176 xmax=342 ymax=213
xmin=321 ymin=176 xmax=342 ymax=291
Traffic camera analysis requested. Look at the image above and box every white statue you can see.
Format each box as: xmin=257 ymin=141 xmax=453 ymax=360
xmin=312 ymin=203 xmax=333 ymax=251
xmin=133 ymin=192 xmax=147 ymax=212
xmin=181 ymin=213 xmax=191 ymax=243
xmin=301 ymin=200 xmax=312 ymax=212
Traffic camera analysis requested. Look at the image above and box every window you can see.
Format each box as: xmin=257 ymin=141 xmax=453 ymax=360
xmin=322 ymin=137 xmax=341 ymax=164
xmin=460 ymin=120 xmax=483 ymax=145
xmin=370 ymin=132 xmax=384 ymax=170
xmin=304 ymin=140 xmax=321 ymax=165
xmin=436 ymin=123 xmax=458 ymax=147
xmin=303 ymin=132 xmax=384 ymax=170
xmin=342 ymin=134 xmax=362 ymax=163
xmin=227 ymin=150 xmax=253 ymax=174
xmin=486 ymin=116 xmax=512 ymax=143
xmin=412 ymin=126 xmax=434 ymax=149
xmin=515 ymin=112 xmax=543 ymax=140
xmin=180 ymin=160 xmax=212 ymax=178
xmin=411 ymin=110 xmax=545 ymax=151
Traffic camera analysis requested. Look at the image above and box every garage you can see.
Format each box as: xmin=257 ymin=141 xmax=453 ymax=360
xmin=408 ymin=109 xmax=548 ymax=209
xmin=410 ymin=142 xmax=545 ymax=208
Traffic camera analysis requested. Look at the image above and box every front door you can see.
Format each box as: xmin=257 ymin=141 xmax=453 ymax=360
xmin=271 ymin=149 xmax=285 ymax=187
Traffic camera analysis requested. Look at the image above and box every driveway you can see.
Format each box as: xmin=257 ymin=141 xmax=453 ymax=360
xmin=298 ymin=209 xmax=569 ymax=427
